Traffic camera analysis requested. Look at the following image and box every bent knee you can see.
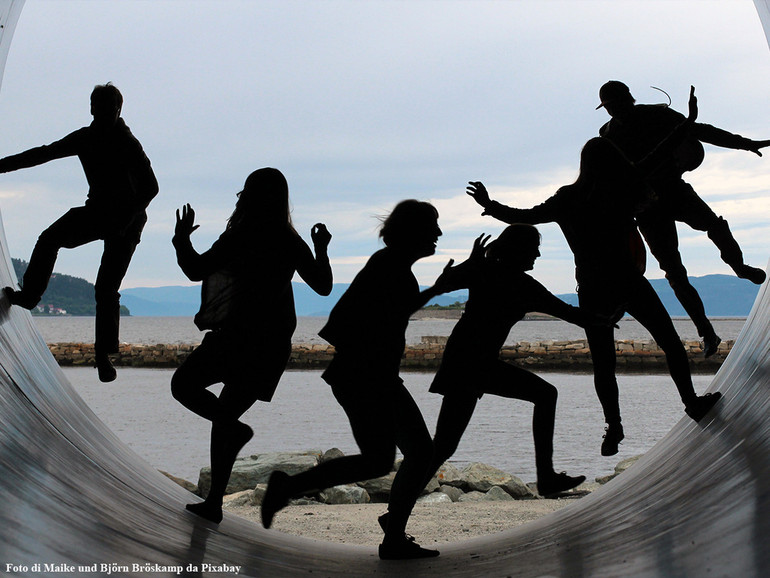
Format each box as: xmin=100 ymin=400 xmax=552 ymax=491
xmin=359 ymin=449 xmax=397 ymax=478
xmin=170 ymin=370 xmax=189 ymax=401
xmin=432 ymin=438 xmax=459 ymax=464
xmin=543 ymin=383 xmax=558 ymax=404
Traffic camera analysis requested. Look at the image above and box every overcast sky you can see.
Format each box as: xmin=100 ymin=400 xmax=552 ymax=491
xmin=0 ymin=0 xmax=767 ymax=294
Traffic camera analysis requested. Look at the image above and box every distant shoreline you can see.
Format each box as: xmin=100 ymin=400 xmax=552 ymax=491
xmin=48 ymin=337 xmax=731 ymax=374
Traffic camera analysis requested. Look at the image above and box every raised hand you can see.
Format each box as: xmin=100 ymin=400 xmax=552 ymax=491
xmin=311 ymin=223 xmax=332 ymax=250
xmin=174 ymin=203 xmax=199 ymax=238
xmin=687 ymin=85 xmax=698 ymax=123
xmin=466 ymin=181 xmax=492 ymax=209
xmin=746 ymin=139 xmax=770 ymax=157
xmin=433 ymin=258 xmax=457 ymax=293
xmin=469 ymin=233 xmax=492 ymax=262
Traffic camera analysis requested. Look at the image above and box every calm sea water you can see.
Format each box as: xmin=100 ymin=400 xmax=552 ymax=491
xmin=33 ymin=315 xmax=748 ymax=345
xmin=65 ymin=367 xmax=714 ymax=486
xmin=52 ymin=315 xmax=730 ymax=487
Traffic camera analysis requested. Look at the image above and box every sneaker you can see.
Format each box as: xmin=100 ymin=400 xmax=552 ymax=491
xmin=601 ymin=422 xmax=624 ymax=456
xmin=537 ymin=472 xmax=586 ymax=497
xmin=703 ymin=333 xmax=721 ymax=358
xmin=185 ymin=500 xmax=223 ymax=524
xmin=377 ymin=512 xmax=389 ymax=533
xmin=261 ymin=470 xmax=291 ymax=529
xmin=378 ymin=537 xmax=439 ymax=560
xmin=4 ymin=286 xmax=37 ymax=309
xmin=733 ymin=264 xmax=766 ymax=285
xmin=96 ymin=355 xmax=117 ymax=383
xmin=685 ymin=392 xmax=722 ymax=422
xmin=0 ymin=288 xmax=10 ymax=325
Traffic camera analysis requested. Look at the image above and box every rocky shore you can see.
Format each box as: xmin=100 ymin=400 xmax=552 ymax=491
xmin=161 ymin=449 xmax=641 ymax=545
xmin=164 ymin=448 xmax=639 ymax=509
xmin=49 ymin=337 xmax=730 ymax=372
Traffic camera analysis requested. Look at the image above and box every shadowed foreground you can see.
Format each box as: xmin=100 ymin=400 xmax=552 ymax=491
xmin=0 ymin=210 xmax=769 ymax=577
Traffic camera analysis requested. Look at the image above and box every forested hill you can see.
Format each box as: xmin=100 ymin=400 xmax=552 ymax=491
xmin=119 ymin=273 xmax=762 ymax=317
xmin=11 ymin=258 xmax=130 ymax=316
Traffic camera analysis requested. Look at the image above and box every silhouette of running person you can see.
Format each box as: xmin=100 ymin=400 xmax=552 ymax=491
xmin=171 ymin=168 xmax=332 ymax=524
xmin=597 ymin=80 xmax=769 ymax=357
xmin=0 ymin=83 xmax=158 ymax=382
xmin=261 ymin=200 xmax=458 ymax=560
xmin=468 ymin=87 xmax=721 ymax=457
xmin=420 ymin=225 xmax=616 ymax=498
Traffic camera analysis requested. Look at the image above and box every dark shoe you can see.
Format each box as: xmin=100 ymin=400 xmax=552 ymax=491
xmin=186 ymin=501 xmax=223 ymax=524
xmin=379 ymin=537 xmax=440 ymax=560
xmin=4 ymin=286 xmax=37 ymax=309
xmin=685 ymin=392 xmax=722 ymax=422
xmin=0 ymin=288 xmax=10 ymax=324
xmin=733 ymin=264 xmax=766 ymax=285
xmin=601 ymin=422 xmax=624 ymax=457
xmin=703 ymin=333 xmax=721 ymax=358
xmin=261 ymin=470 xmax=291 ymax=529
xmin=96 ymin=355 xmax=117 ymax=383
xmin=378 ymin=512 xmax=389 ymax=533
xmin=537 ymin=472 xmax=586 ymax=497
xmin=378 ymin=512 xmax=421 ymax=545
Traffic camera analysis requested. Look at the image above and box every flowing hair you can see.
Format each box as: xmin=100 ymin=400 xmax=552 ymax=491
xmin=378 ymin=199 xmax=439 ymax=248
xmin=227 ymin=167 xmax=295 ymax=234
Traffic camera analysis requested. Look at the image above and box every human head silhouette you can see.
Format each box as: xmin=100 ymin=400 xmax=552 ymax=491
xmin=578 ymin=137 xmax=634 ymax=186
xmin=229 ymin=167 xmax=293 ymax=231
xmin=596 ymin=80 xmax=635 ymax=120
xmin=486 ymin=224 xmax=541 ymax=271
xmin=379 ymin=199 xmax=441 ymax=259
xmin=90 ymin=83 xmax=123 ymax=127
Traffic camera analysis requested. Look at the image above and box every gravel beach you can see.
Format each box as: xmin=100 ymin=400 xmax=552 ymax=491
xmin=223 ymin=498 xmax=578 ymax=545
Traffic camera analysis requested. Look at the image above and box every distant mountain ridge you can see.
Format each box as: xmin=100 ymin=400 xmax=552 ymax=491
xmin=120 ymin=274 xmax=761 ymax=318
xmin=11 ymin=258 xmax=131 ymax=316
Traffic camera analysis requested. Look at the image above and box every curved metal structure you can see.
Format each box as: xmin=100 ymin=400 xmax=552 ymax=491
xmin=0 ymin=2 xmax=769 ymax=576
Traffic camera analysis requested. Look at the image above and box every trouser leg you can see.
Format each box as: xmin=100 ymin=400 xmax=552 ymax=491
xmin=707 ymin=216 xmax=745 ymax=269
xmin=626 ymin=277 xmax=697 ymax=407
xmin=94 ymin=214 xmax=145 ymax=356
xmin=637 ymin=212 xmax=715 ymax=340
xmin=480 ymin=362 xmax=558 ymax=478
xmin=19 ymin=207 xmax=100 ymax=307
xmin=427 ymin=394 xmax=478 ymax=486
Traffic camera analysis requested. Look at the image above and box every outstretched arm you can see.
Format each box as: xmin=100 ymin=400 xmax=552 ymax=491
xmin=0 ymin=131 xmax=81 ymax=174
xmin=295 ymin=223 xmax=333 ymax=296
xmin=534 ymin=283 xmax=620 ymax=329
xmin=409 ymin=233 xmax=490 ymax=312
xmin=694 ymin=125 xmax=770 ymax=157
xmin=467 ymin=181 xmax=558 ymax=226
xmin=410 ymin=258 xmax=458 ymax=313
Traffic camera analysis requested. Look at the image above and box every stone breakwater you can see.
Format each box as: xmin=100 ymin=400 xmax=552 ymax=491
xmin=160 ymin=449 xmax=641 ymax=508
xmin=49 ymin=336 xmax=732 ymax=373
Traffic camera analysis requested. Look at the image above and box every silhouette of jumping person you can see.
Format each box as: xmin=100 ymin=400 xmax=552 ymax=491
xmin=597 ymin=80 xmax=769 ymax=357
xmin=420 ymin=225 xmax=615 ymax=498
xmin=171 ymin=168 xmax=332 ymax=524
xmin=0 ymin=83 xmax=158 ymax=382
xmin=261 ymin=200 xmax=458 ymax=560
xmin=468 ymin=87 xmax=721 ymax=457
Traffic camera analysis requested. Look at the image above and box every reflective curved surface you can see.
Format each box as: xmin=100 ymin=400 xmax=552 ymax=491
xmin=1 ymin=2 xmax=769 ymax=575
xmin=1 ymin=215 xmax=768 ymax=576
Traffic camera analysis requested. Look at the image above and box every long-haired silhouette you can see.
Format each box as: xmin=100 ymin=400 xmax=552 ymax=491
xmin=171 ymin=167 xmax=332 ymax=524
xmin=468 ymin=87 xmax=720 ymax=457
